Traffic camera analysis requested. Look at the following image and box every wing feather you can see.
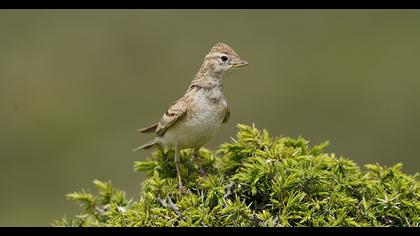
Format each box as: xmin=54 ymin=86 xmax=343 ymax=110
xmin=155 ymin=98 xmax=188 ymax=136
xmin=138 ymin=123 xmax=158 ymax=133
xmin=223 ymin=106 xmax=230 ymax=123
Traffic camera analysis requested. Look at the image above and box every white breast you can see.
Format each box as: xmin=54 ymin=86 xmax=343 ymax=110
xmin=158 ymin=87 xmax=227 ymax=149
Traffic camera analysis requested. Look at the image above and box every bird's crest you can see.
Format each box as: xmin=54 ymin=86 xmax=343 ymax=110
xmin=209 ymin=42 xmax=240 ymax=58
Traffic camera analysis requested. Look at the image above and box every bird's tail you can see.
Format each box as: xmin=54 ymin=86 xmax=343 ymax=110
xmin=132 ymin=139 xmax=157 ymax=152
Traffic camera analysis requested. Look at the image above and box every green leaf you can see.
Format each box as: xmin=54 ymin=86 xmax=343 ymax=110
xmin=55 ymin=124 xmax=420 ymax=227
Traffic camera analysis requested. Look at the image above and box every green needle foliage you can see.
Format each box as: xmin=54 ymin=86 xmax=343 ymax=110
xmin=54 ymin=124 xmax=420 ymax=227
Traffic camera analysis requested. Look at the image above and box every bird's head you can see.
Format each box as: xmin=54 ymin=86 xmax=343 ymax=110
xmin=198 ymin=42 xmax=248 ymax=79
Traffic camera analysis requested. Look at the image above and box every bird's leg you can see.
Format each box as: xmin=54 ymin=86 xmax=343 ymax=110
xmin=174 ymin=144 xmax=184 ymax=192
xmin=193 ymin=148 xmax=205 ymax=176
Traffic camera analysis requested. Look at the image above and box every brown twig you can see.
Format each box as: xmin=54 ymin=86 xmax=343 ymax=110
xmin=156 ymin=196 xmax=185 ymax=221
xmin=223 ymin=182 xmax=235 ymax=200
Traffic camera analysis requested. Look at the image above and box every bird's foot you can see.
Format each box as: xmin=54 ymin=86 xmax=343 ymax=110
xmin=178 ymin=182 xmax=184 ymax=192
xmin=198 ymin=166 xmax=206 ymax=177
xmin=178 ymin=183 xmax=190 ymax=194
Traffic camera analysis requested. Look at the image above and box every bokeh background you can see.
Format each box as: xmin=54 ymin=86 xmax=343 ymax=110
xmin=1 ymin=9 xmax=420 ymax=226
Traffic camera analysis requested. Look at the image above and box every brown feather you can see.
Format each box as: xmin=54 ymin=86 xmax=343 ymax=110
xmin=138 ymin=123 xmax=158 ymax=133
xmin=155 ymin=98 xmax=188 ymax=136
xmin=132 ymin=139 xmax=156 ymax=152
xmin=223 ymin=106 xmax=230 ymax=124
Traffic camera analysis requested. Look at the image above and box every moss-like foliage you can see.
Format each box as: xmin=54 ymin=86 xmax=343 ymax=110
xmin=54 ymin=124 xmax=420 ymax=227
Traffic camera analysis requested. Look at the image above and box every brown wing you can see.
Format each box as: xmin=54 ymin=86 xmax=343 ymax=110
xmin=223 ymin=106 xmax=230 ymax=123
xmin=155 ymin=98 xmax=188 ymax=136
xmin=138 ymin=123 xmax=158 ymax=133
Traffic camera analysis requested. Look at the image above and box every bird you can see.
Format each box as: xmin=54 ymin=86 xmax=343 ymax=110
xmin=133 ymin=42 xmax=248 ymax=191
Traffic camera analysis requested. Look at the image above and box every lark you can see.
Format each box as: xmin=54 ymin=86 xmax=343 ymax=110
xmin=133 ymin=42 xmax=248 ymax=191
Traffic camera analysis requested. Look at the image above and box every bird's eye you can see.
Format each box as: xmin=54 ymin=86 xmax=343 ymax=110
xmin=221 ymin=56 xmax=228 ymax=62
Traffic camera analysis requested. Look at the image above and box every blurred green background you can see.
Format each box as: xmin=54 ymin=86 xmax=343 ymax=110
xmin=1 ymin=9 xmax=420 ymax=226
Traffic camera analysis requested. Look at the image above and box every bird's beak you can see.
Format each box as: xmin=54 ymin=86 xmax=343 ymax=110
xmin=232 ymin=59 xmax=248 ymax=68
